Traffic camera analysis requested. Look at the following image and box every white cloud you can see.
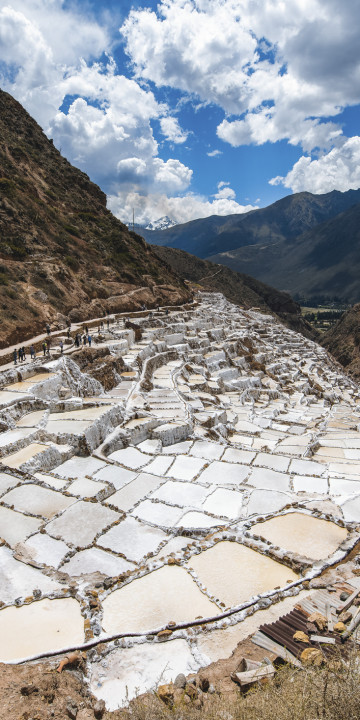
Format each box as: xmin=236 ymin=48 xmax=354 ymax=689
xmin=0 ymin=2 xmax=193 ymax=205
xmin=159 ymin=116 xmax=188 ymax=143
xmin=0 ymin=1 xmax=109 ymax=123
xmin=121 ymin=1 xmax=257 ymax=115
xmin=207 ymin=149 xmax=222 ymax=157
xmin=270 ymin=137 xmax=360 ymax=194
xmin=108 ymin=187 xmax=256 ymax=227
xmin=122 ymin=0 xmax=360 ymax=153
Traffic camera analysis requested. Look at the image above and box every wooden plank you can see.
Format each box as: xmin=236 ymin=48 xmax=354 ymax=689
xmin=336 ymin=587 xmax=360 ymax=614
xmin=310 ymin=635 xmax=336 ymax=645
xmin=232 ymin=665 xmax=275 ymax=686
xmin=325 ymin=602 xmax=334 ymax=632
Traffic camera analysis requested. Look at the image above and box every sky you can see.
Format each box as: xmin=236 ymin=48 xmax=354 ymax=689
xmin=1 ymin=0 xmax=360 ymax=227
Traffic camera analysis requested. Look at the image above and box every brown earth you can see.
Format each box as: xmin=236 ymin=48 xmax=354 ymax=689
xmin=0 ymin=89 xmax=190 ymax=348
xmin=322 ymin=303 xmax=360 ymax=379
xmin=73 ymin=347 xmax=125 ymax=391
xmin=152 ymin=246 xmax=317 ymax=339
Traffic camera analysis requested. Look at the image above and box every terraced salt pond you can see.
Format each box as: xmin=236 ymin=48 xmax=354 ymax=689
xmin=0 ymin=292 xmax=359 ymax=707
xmin=0 ymin=598 xmax=83 ymax=661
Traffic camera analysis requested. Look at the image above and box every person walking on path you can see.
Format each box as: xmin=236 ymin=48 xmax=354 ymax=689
xmin=18 ymin=347 xmax=22 ymax=363
xmin=30 ymin=345 xmax=35 ymax=360
xmin=59 ymin=340 xmax=64 ymax=354
xmin=88 ymin=334 xmax=92 ymax=347
xmin=46 ymin=324 xmax=51 ymax=335
xmin=13 ymin=348 xmax=17 ymax=365
xmin=42 ymin=341 xmax=46 ymax=356
xmin=83 ymin=334 xmax=87 ymax=346
xmin=21 ymin=346 xmax=26 ymax=362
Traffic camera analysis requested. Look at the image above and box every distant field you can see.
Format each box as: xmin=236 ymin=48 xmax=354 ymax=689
xmin=301 ymin=306 xmax=345 ymax=332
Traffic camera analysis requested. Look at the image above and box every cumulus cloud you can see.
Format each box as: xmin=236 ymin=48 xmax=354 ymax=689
xmin=0 ymin=1 xmax=108 ymax=123
xmin=270 ymin=137 xmax=360 ymax=194
xmin=0 ymin=2 xmax=193 ymax=210
xmin=159 ymin=116 xmax=188 ymax=143
xmin=108 ymin=186 xmax=256 ymax=227
xmin=122 ymin=0 xmax=360 ymax=153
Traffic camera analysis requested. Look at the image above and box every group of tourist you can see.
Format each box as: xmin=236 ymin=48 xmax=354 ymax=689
xmin=74 ymin=333 xmax=92 ymax=348
xmin=13 ymin=346 xmax=26 ymax=364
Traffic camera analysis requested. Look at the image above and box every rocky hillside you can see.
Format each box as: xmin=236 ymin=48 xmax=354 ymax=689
xmin=141 ymin=188 xmax=360 ymax=260
xmin=322 ymin=304 xmax=360 ymax=378
xmin=152 ymin=246 xmax=317 ymax=339
xmin=0 ymin=89 xmax=190 ymax=348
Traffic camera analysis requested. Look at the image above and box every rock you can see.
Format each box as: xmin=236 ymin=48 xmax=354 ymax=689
xmin=157 ymin=684 xmax=174 ymax=706
xmin=66 ymin=700 xmax=78 ymax=719
xmin=93 ymin=699 xmax=106 ymax=719
xmin=300 ymin=648 xmax=325 ymax=667
xmin=174 ymin=673 xmax=187 ymax=689
xmin=308 ymin=612 xmax=327 ymax=632
xmin=185 ymin=684 xmax=198 ymax=700
xmin=334 ymin=621 xmax=346 ymax=633
xmin=340 ymin=592 xmax=351 ymax=601
xmin=103 ymin=577 xmax=115 ymax=589
xmin=199 ymin=677 xmax=210 ymax=692
xmin=20 ymin=684 xmax=38 ymax=696
xmin=338 ymin=610 xmax=352 ymax=624
xmin=293 ymin=631 xmax=310 ymax=643
xmin=208 ymin=683 xmax=215 ymax=694
xmin=157 ymin=629 xmax=173 ymax=638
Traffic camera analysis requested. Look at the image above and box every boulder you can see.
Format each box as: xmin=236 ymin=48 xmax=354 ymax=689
xmin=300 ymin=648 xmax=325 ymax=667
xmin=308 ymin=612 xmax=327 ymax=632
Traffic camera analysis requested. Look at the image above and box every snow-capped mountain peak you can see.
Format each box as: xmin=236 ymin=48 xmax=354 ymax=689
xmin=145 ymin=216 xmax=177 ymax=230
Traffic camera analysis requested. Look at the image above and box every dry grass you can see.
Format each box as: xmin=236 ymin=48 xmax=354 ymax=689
xmin=112 ymin=651 xmax=360 ymax=720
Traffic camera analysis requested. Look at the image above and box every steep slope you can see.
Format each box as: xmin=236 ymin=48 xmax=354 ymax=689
xmin=322 ymin=303 xmax=360 ymax=378
xmin=0 ymin=89 xmax=189 ymax=348
xmin=152 ymin=245 xmax=317 ymax=339
xmin=141 ymin=188 xmax=360 ymax=259
xmin=210 ymin=202 xmax=360 ymax=304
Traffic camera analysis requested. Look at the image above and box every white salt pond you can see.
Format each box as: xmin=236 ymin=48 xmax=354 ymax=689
xmin=0 ymin=598 xmax=83 ymax=661
xmin=2 ymin=292 xmax=360 ymax=704
xmin=251 ymin=513 xmax=348 ymax=560
xmin=1 ymin=443 xmax=48 ymax=468
xmin=90 ymin=639 xmax=200 ymax=709
xmin=187 ymin=541 xmax=298 ymax=607
xmin=102 ymin=565 xmax=220 ymax=634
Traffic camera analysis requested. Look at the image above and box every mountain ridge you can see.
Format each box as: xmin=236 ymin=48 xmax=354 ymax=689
xmin=0 ymin=88 xmax=190 ymax=347
xmin=140 ymin=188 xmax=360 ymax=262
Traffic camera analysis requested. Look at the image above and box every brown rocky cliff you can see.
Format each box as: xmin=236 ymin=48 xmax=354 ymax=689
xmin=0 ymin=89 xmax=189 ymax=347
xmin=322 ymin=303 xmax=360 ymax=379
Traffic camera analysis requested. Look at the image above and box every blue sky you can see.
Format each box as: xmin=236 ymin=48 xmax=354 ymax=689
xmin=1 ymin=0 xmax=360 ymax=226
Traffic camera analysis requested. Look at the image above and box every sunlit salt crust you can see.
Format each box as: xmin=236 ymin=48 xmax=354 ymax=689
xmin=251 ymin=512 xmax=348 ymax=560
xmin=1 ymin=292 xmax=360 ymax=705
xmin=0 ymin=597 xmax=83 ymax=661
xmin=187 ymin=541 xmax=298 ymax=607
xmin=102 ymin=565 xmax=220 ymax=634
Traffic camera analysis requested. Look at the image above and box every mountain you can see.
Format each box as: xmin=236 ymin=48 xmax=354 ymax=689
xmin=152 ymin=245 xmax=317 ymax=339
xmin=0 ymin=89 xmax=190 ymax=348
xmin=145 ymin=216 xmax=177 ymax=231
xmin=140 ymin=189 xmax=360 ymax=260
xmin=210 ymin=201 xmax=360 ymax=304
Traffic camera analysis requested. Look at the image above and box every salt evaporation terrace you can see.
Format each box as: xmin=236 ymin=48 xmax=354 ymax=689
xmin=0 ymin=293 xmax=359 ymax=708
